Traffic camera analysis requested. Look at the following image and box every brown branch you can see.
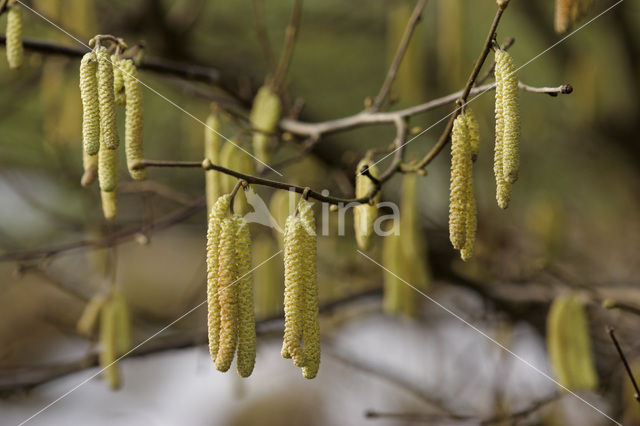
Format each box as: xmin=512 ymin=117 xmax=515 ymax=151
xmin=271 ymin=0 xmax=303 ymax=93
xmin=608 ymin=327 xmax=640 ymax=402
xmin=370 ymin=0 xmax=429 ymax=111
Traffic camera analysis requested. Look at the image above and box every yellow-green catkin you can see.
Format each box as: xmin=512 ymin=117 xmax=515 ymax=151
xmin=112 ymin=55 xmax=126 ymax=105
xmin=219 ymin=141 xmax=255 ymax=215
xmin=101 ymin=189 xmax=117 ymax=220
xmin=465 ymin=108 xmax=480 ymax=160
xmin=215 ymin=216 xmax=239 ymax=372
xmin=96 ymin=46 xmax=119 ymax=150
xmin=494 ymin=50 xmax=511 ymax=209
xmin=206 ymin=194 xmax=232 ymax=364
xmin=249 ymin=86 xmax=281 ymax=166
xmin=234 ymin=215 xmax=257 ymax=377
xmin=76 ymin=294 xmax=106 ymax=336
xmin=99 ymin=301 xmax=121 ymax=389
xmin=546 ymin=295 xmax=598 ymax=391
xmin=111 ymin=290 xmax=132 ymax=356
xmin=449 ymin=114 xmax=471 ymax=250
xmin=298 ymin=199 xmax=320 ymax=379
xmin=5 ymin=3 xmax=23 ymax=69
xmin=120 ymin=59 xmax=145 ymax=180
xmin=79 ymin=52 xmax=100 ymax=155
xmin=204 ymin=110 xmax=222 ymax=214
xmin=81 ymin=150 xmax=98 ymax=187
xmin=281 ymin=215 xmax=306 ymax=367
xmin=461 ymin=109 xmax=479 ymax=261
xmin=496 ymin=49 xmax=520 ymax=185
xmin=354 ymin=159 xmax=379 ymax=251
xmin=98 ymin=139 xmax=118 ymax=192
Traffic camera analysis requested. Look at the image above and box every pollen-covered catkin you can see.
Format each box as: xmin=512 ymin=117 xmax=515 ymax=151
xmin=215 ymin=217 xmax=239 ymax=372
xmin=101 ymin=190 xmax=117 ymax=221
xmin=206 ymin=194 xmax=232 ymax=363
xmin=449 ymin=114 xmax=471 ymax=250
xmin=354 ymin=159 xmax=379 ymax=251
xmin=460 ymin=184 xmax=477 ymax=262
xmin=98 ymin=140 xmax=118 ymax=192
xmin=79 ymin=52 xmax=100 ymax=155
xmin=298 ymin=200 xmax=320 ymax=379
xmin=250 ymin=86 xmax=281 ymax=165
xmin=81 ymin=150 xmax=98 ymax=187
xmin=494 ymin=51 xmax=511 ymax=209
xmin=120 ymin=59 xmax=146 ymax=181
xmin=465 ymin=108 xmax=480 ymax=160
xmin=96 ymin=46 xmax=119 ymax=150
xmin=204 ymin=111 xmax=222 ymax=214
xmin=234 ymin=215 xmax=257 ymax=377
xmin=281 ymin=215 xmax=306 ymax=367
xmin=112 ymin=56 xmax=126 ymax=106
xmin=5 ymin=4 xmax=23 ymax=69
xmin=495 ymin=49 xmax=520 ymax=185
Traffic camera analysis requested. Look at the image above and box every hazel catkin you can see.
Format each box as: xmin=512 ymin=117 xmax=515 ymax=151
xmin=79 ymin=52 xmax=100 ymax=155
xmin=354 ymin=159 xmax=379 ymax=251
xmin=215 ymin=217 xmax=239 ymax=372
xmin=112 ymin=56 xmax=126 ymax=106
xmin=496 ymin=49 xmax=520 ymax=185
xmin=249 ymin=85 xmax=281 ymax=166
xmin=76 ymin=294 xmax=106 ymax=336
xmin=98 ymin=139 xmax=118 ymax=192
xmin=120 ymin=59 xmax=146 ymax=181
xmin=99 ymin=301 xmax=121 ymax=389
xmin=449 ymin=114 xmax=471 ymax=250
xmin=81 ymin=150 xmax=98 ymax=187
xmin=494 ymin=50 xmax=511 ymax=209
xmin=101 ymin=190 xmax=117 ymax=221
xmin=204 ymin=110 xmax=222 ymax=214
xmin=234 ymin=215 xmax=257 ymax=378
xmin=96 ymin=46 xmax=119 ymax=150
xmin=5 ymin=3 xmax=23 ymax=70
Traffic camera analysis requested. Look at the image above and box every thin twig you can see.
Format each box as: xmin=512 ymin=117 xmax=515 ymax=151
xmin=271 ymin=0 xmax=303 ymax=92
xmin=476 ymin=36 xmax=515 ymax=85
xmin=608 ymin=327 xmax=640 ymax=402
xmin=371 ymin=0 xmax=429 ymax=111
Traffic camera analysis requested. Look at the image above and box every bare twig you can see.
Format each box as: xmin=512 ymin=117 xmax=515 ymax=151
xmin=608 ymin=327 xmax=640 ymax=402
xmin=271 ymin=0 xmax=303 ymax=92
xmin=371 ymin=0 xmax=429 ymax=111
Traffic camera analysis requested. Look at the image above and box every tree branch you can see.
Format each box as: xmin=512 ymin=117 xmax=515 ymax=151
xmin=271 ymin=0 xmax=303 ymax=93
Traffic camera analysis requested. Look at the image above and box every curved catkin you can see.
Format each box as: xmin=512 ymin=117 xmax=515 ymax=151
xmin=96 ymin=46 xmax=119 ymax=150
xmin=215 ymin=217 xmax=239 ymax=372
xmin=298 ymin=200 xmax=320 ymax=379
xmin=465 ymin=108 xmax=480 ymax=160
xmin=112 ymin=56 xmax=126 ymax=106
xmin=354 ymin=159 xmax=379 ymax=251
xmin=99 ymin=301 xmax=121 ymax=389
xmin=206 ymin=194 xmax=232 ymax=364
xmin=98 ymin=141 xmax=118 ymax=192
xmin=494 ymin=51 xmax=511 ymax=209
xmin=120 ymin=59 xmax=146 ymax=180
xmin=496 ymin=49 xmax=520 ymax=184
xmin=5 ymin=4 xmax=23 ymax=69
xmin=204 ymin=111 xmax=222 ymax=214
xmin=281 ymin=215 xmax=305 ymax=366
xmin=234 ymin=215 xmax=257 ymax=377
xmin=76 ymin=294 xmax=106 ymax=336
xmin=81 ymin=150 xmax=98 ymax=187
xmin=249 ymin=85 xmax=281 ymax=165
xmin=79 ymin=52 xmax=100 ymax=155
xmin=101 ymin=190 xmax=117 ymax=221
xmin=449 ymin=114 xmax=471 ymax=250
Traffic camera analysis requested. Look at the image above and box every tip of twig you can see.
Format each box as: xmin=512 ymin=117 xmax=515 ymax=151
xmin=561 ymin=84 xmax=573 ymax=94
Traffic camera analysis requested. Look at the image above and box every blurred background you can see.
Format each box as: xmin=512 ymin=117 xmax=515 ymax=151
xmin=1 ymin=0 xmax=639 ymax=424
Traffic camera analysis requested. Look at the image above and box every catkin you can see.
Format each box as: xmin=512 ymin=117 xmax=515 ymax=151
xmin=494 ymin=50 xmax=511 ymax=209
xmin=112 ymin=56 xmax=126 ymax=105
xmin=234 ymin=215 xmax=257 ymax=377
xmin=206 ymin=194 xmax=232 ymax=363
xmin=204 ymin=111 xmax=222 ymax=214
xmin=555 ymin=0 xmax=573 ymax=34
xmin=496 ymin=49 xmax=520 ymax=185
xmin=249 ymin=85 xmax=281 ymax=165
xmin=354 ymin=159 xmax=379 ymax=251
xmin=76 ymin=294 xmax=106 ymax=336
xmin=281 ymin=215 xmax=306 ymax=367
xmin=298 ymin=199 xmax=320 ymax=379
xmin=99 ymin=301 xmax=121 ymax=389
xmin=79 ymin=52 xmax=100 ymax=155
xmin=81 ymin=150 xmax=98 ymax=187
xmin=449 ymin=114 xmax=471 ymax=250
xmin=5 ymin=4 xmax=23 ymax=69
xmin=120 ymin=59 xmax=146 ymax=180
xmin=465 ymin=108 xmax=480 ymax=160
xmin=460 ymin=184 xmax=477 ymax=262
xmin=111 ymin=290 xmax=132 ymax=356
xmin=215 ymin=217 xmax=239 ymax=372
xmin=96 ymin=46 xmax=119 ymax=150
xmin=98 ymin=140 xmax=118 ymax=192
xmin=101 ymin=190 xmax=117 ymax=221
xmin=220 ymin=141 xmax=255 ymax=215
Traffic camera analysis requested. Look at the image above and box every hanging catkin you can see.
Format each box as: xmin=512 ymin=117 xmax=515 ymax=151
xmin=449 ymin=114 xmax=471 ymax=250
xmin=111 ymin=290 xmax=132 ymax=356
xmin=496 ymin=49 xmax=520 ymax=185
xmin=98 ymin=139 xmax=118 ymax=192
xmin=215 ymin=217 xmax=239 ymax=372
xmin=354 ymin=159 xmax=379 ymax=251
xmin=465 ymin=108 xmax=480 ymax=160
xmin=99 ymin=301 xmax=120 ymax=389
xmin=5 ymin=3 xmax=23 ymax=69
xmin=112 ymin=56 xmax=126 ymax=105
xmin=249 ymin=85 xmax=281 ymax=166
xmin=206 ymin=194 xmax=231 ymax=364
xmin=79 ymin=52 xmax=100 ymax=155
xmin=101 ymin=189 xmax=117 ymax=221
xmin=494 ymin=50 xmax=511 ymax=209
xmin=96 ymin=46 xmax=119 ymax=150
xmin=220 ymin=141 xmax=255 ymax=215
xmin=204 ymin=110 xmax=222 ymax=214
xmin=554 ymin=0 xmax=573 ymax=34
xmin=76 ymin=294 xmax=106 ymax=336
xmin=81 ymin=150 xmax=98 ymax=187
xmin=234 ymin=215 xmax=257 ymax=377
xmin=461 ymin=109 xmax=479 ymax=261
xmin=120 ymin=59 xmax=146 ymax=180
xmin=281 ymin=215 xmax=306 ymax=367
xmin=298 ymin=199 xmax=320 ymax=379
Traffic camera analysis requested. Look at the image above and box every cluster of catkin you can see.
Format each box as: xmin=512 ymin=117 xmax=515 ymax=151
xmin=354 ymin=159 xmax=380 ymax=251
xmin=493 ymin=48 xmax=520 ymax=210
xmin=76 ymin=290 xmax=132 ymax=390
xmin=79 ymin=43 xmax=145 ymax=220
xmin=546 ymin=294 xmax=598 ymax=391
xmin=3 ymin=1 xmax=23 ymax=69
xmin=448 ymin=109 xmax=479 ymax=261
xmin=206 ymin=194 xmax=257 ymax=377
xmin=281 ymin=198 xmax=320 ymax=379
xmin=555 ymin=0 xmax=594 ymax=34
